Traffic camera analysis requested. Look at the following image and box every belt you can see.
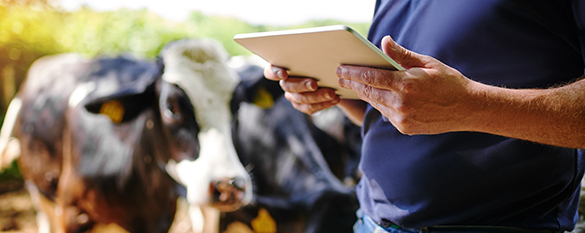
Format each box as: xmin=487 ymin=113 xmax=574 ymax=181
xmin=377 ymin=219 xmax=563 ymax=233
xmin=420 ymin=226 xmax=563 ymax=233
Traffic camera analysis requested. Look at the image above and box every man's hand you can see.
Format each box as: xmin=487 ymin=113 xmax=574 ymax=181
xmin=336 ymin=36 xmax=585 ymax=149
xmin=336 ymin=36 xmax=479 ymax=135
xmin=264 ymin=66 xmax=340 ymax=115
xmin=263 ymin=65 xmax=367 ymax=125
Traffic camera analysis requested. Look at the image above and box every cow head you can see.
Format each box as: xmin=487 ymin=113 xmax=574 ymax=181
xmin=159 ymin=39 xmax=253 ymax=212
xmin=80 ymin=39 xmax=252 ymax=212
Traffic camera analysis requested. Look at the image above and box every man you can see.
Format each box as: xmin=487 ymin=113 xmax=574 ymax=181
xmin=265 ymin=0 xmax=585 ymax=232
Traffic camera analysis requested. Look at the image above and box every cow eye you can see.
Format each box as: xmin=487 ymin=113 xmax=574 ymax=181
xmin=163 ymin=100 xmax=183 ymax=123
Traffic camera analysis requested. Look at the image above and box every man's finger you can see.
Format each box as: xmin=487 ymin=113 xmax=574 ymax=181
xmin=264 ymin=65 xmax=288 ymax=81
xmin=279 ymin=77 xmax=318 ymax=93
xmin=336 ymin=65 xmax=403 ymax=91
xmin=382 ymin=36 xmax=426 ymax=69
xmin=284 ymin=89 xmax=338 ymax=104
xmin=338 ymin=78 xmax=400 ymax=110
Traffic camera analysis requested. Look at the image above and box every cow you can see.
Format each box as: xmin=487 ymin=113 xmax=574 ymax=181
xmin=0 ymin=39 xmax=253 ymax=233
xmin=218 ymin=63 xmax=362 ymax=233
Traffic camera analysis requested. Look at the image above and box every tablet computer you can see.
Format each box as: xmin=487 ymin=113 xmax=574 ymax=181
xmin=233 ymin=25 xmax=405 ymax=99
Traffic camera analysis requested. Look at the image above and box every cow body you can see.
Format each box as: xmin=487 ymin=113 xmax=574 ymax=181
xmin=14 ymin=54 xmax=180 ymax=232
xmin=3 ymin=39 xmax=253 ymax=232
xmin=220 ymin=64 xmax=361 ymax=233
xmin=1 ymin=39 xmax=361 ymax=233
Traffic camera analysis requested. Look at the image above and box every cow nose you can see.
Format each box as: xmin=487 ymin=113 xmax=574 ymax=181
xmin=210 ymin=176 xmax=248 ymax=212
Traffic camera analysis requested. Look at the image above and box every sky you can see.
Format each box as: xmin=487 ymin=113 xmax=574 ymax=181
xmin=59 ymin=0 xmax=377 ymax=25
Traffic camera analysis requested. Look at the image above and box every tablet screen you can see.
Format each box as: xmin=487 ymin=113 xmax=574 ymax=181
xmin=234 ymin=25 xmax=404 ymax=99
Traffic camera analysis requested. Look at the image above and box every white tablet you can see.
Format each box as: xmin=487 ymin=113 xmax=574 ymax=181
xmin=233 ymin=25 xmax=405 ymax=99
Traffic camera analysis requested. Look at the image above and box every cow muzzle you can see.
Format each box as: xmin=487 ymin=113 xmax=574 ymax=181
xmin=209 ymin=176 xmax=247 ymax=212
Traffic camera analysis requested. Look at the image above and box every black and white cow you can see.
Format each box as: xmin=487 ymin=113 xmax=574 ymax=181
xmin=218 ymin=63 xmax=362 ymax=233
xmin=0 ymin=38 xmax=363 ymax=233
xmin=0 ymin=39 xmax=253 ymax=233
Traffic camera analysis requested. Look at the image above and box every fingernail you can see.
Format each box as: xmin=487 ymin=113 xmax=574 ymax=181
xmin=306 ymin=81 xmax=315 ymax=91
xmin=324 ymin=92 xmax=331 ymax=99
xmin=272 ymin=67 xmax=284 ymax=79
xmin=338 ymin=78 xmax=345 ymax=87
xmin=336 ymin=66 xmax=343 ymax=77
xmin=383 ymin=35 xmax=392 ymax=43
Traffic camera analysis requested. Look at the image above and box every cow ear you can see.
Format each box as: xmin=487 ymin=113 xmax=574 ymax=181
xmin=83 ymin=56 xmax=162 ymax=123
xmin=231 ymin=64 xmax=284 ymax=112
xmin=84 ymin=89 xmax=157 ymax=124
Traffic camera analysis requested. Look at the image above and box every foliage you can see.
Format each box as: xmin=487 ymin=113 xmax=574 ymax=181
xmin=0 ymin=161 xmax=21 ymax=181
xmin=0 ymin=4 xmax=370 ymax=179
xmin=0 ymin=4 xmax=370 ymax=66
xmin=0 ymin=4 xmax=370 ymax=105
xmin=183 ymin=12 xmax=371 ymax=57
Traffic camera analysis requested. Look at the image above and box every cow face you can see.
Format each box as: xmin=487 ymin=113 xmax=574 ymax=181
xmin=159 ymin=39 xmax=253 ymax=212
xmin=81 ymin=45 xmax=252 ymax=212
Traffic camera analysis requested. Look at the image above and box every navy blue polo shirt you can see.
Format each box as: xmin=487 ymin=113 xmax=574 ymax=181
xmin=357 ymin=0 xmax=585 ymax=230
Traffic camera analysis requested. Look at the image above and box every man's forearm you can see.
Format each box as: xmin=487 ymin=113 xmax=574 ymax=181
xmin=466 ymin=77 xmax=585 ymax=149
xmin=337 ymin=99 xmax=367 ymax=127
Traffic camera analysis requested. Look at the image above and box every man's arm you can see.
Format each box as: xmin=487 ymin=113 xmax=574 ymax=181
xmin=464 ymin=77 xmax=585 ymax=149
xmin=336 ymin=36 xmax=585 ymax=149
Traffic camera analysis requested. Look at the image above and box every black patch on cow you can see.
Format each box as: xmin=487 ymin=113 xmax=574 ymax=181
xmin=227 ymin=63 xmax=362 ymax=232
xmin=83 ymin=56 xmax=161 ymax=123
xmin=157 ymin=81 xmax=201 ymax=162
xmin=231 ymin=64 xmax=284 ymax=114
xmin=75 ymin=56 xmax=162 ymax=185
xmin=75 ymin=111 xmax=147 ymax=184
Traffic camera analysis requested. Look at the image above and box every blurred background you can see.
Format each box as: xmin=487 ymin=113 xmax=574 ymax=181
xmin=0 ymin=0 xmax=373 ymax=231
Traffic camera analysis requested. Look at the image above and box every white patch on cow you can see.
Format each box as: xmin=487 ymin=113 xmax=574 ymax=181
xmin=68 ymin=81 xmax=96 ymax=107
xmin=227 ymin=55 xmax=268 ymax=71
xmin=24 ymin=54 xmax=86 ymax=95
xmin=189 ymin=205 xmax=204 ymax=233
xmin=0 ymin=97 xmax=22 ymax=171
xmin=159 ymin=39 xmax=253 ymax=208
xmin=311 ymin=107 xmax=346 ymax=143
xmin=1 ymin=138 xmax=20 ymax=171
xmin=165 ymin=160 xmax=180 ymax=184
xmin=161 ymin=39 xmax=239 ymax=132
xmin=25 ymin=181 xmax=50 ymax=233
xmin=173 ymin=128 xmax=252 ymax=205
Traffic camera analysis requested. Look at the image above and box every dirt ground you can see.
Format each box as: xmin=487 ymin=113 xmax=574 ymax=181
xmin=0 ymin=180 xmax=195 ymax=233
xmin=0 ymin=180 xmax=37 ymax=233
xmin=3 ymin=178 xmax=585 ymax=233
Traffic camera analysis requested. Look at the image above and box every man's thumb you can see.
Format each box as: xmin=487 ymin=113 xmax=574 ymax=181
xmin=382 ymin=36 xmax=424 ymax=69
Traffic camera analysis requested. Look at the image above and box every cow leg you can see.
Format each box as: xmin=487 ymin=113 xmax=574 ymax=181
xmin=25 ymin=181 xmax=59 ymax=233
xmin=189 ymin=205 xmax=207 ymax=233
xmin=189 ymin=204 xmax=220 ymax=233
xmin=200 ymin=205 xmax=220 ymax=233
xmin=56 ymin=127 xmax=91 ymax=233
xmin=0 ymin=97 xmax=22 ymax=171
xmin=1 ymin=138 xmax=20 ymax=168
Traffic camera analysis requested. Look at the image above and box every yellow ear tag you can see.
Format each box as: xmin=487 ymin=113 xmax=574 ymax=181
xmin=251 ymin=208 xmax=276 ymax=233
xmin=99 ymin=100 xmax=125 ymax=124
xmin=225 ymin=221 xmax=254 ymax=233
xmin=252 ymin=86 xmax=274 ymax=109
